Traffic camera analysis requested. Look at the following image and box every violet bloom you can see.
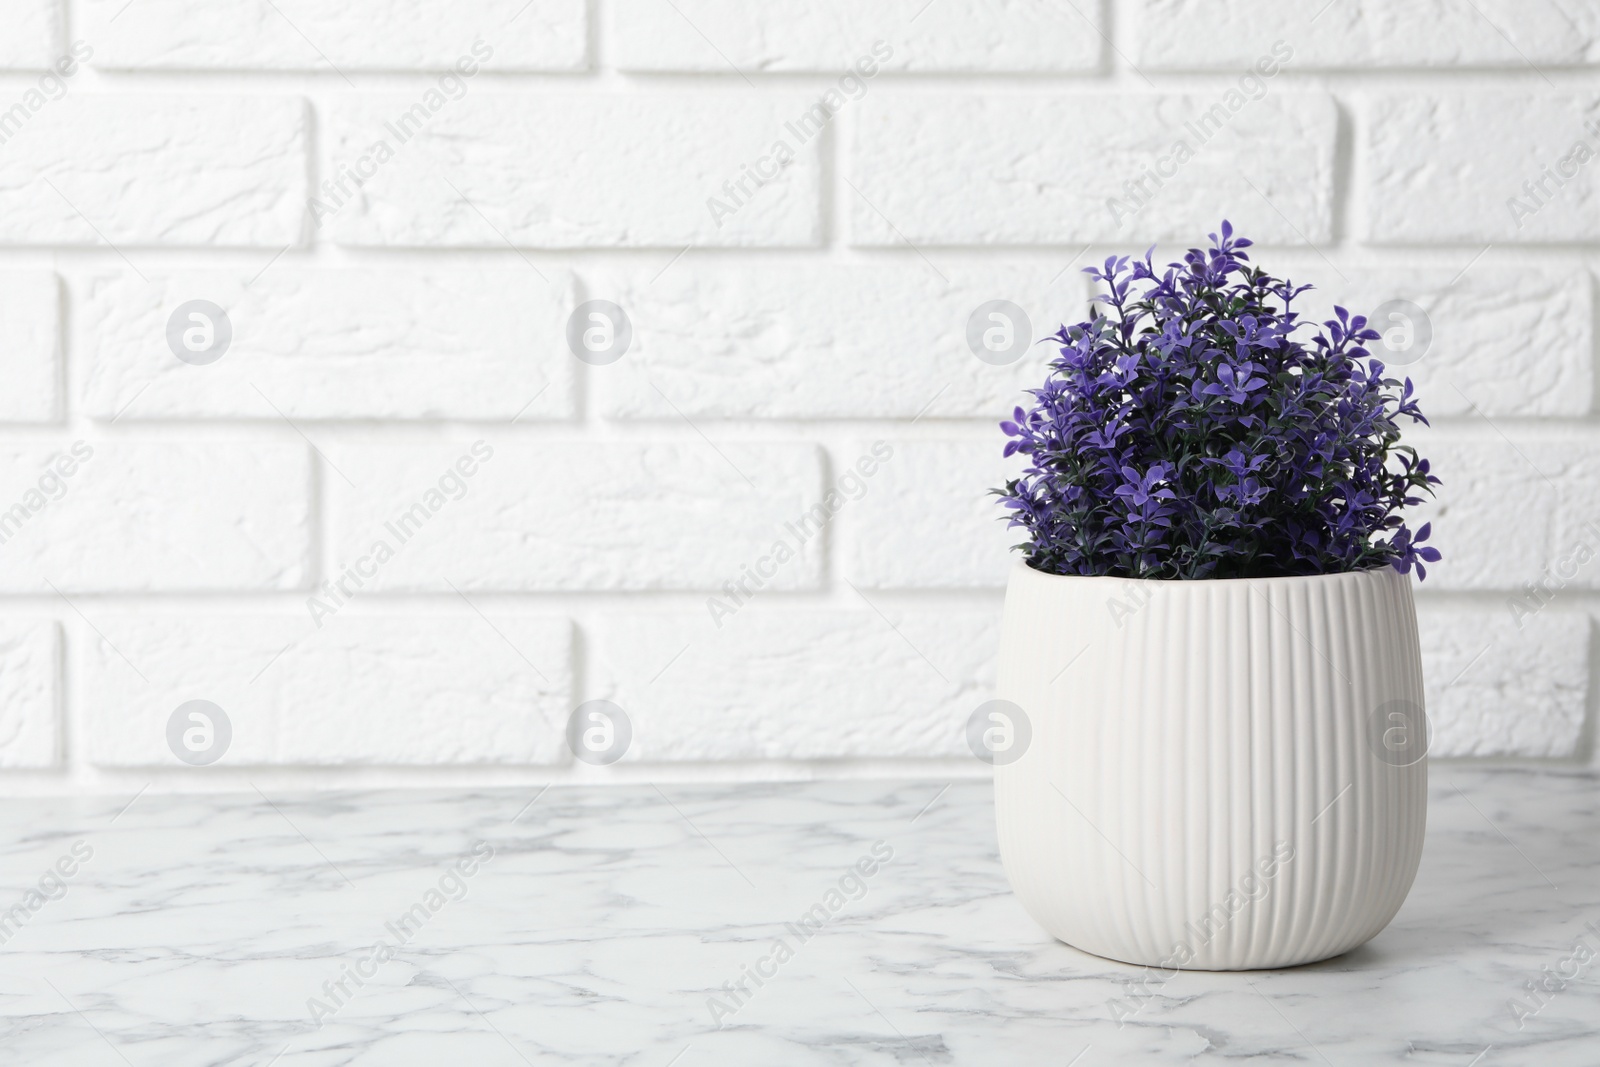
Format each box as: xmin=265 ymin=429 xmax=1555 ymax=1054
xmin=992 ymin=222 xmax=1442 ymax=581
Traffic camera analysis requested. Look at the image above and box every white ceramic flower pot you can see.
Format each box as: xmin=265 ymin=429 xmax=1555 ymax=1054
xmin=994 ymin=561 xmax=1428 ymax=970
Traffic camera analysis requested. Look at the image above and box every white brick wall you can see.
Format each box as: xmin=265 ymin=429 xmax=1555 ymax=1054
xmin=1127 ymin=1 xmax=1600 ymax=69
xmin=845 ymin=440 xmax=1016 ymax=590
xmin=0 ymin=96 xmax=308 ymax=246
xmin=322 ymin=95 xmax=823 ymax=247
xmin=1418 ymin=607 xmax=1589 ymax=758
xmin=1290 ymin=265 xmax=1592 ymax=418
xmin=324 ymin=440 xmax=825 ymax=591
xmin=84 ymin=0 xmax=588 ymax=71
xmin=0 ymin=273 xmax=61 ymax=422
xmin=612 ymin=1 xmax=1100 ymax=72
xmin=850 ymin=93 xmax=1337 ymax=245
xmin=0 ymin=442 xmax=310 ymax=592
xmin=77 ymin=270 xmax=577 ymax=420
xmin=0 ymin=1 xmax=1592 ymax=791
xmin=82 ymin=615 xmax=572 ymax=765
xmin=1366 ymin=93 xmax=1600 ymax=243
xmin=1408 ymin=436 xmax=1600 ymax=592
xmin=0 ymin=622 xmax=58 ymax=768
xmin=592 ymin=608 xmax=996 ymax=760
xmin=0 ymin=0 xmax=59 ymax=69
xmin=590 ymin=265 xmax=1082 ymax=419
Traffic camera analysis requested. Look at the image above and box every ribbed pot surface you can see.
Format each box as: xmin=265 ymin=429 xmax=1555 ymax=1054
xmin=994 ymin=562 xmax=1428 ymax=970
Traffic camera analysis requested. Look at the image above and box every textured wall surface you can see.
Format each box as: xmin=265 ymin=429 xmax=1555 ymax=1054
xmin=0 ymin=0 xmax=1593 ymax=792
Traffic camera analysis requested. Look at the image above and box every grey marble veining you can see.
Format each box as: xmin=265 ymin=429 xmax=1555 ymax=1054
xmin=0 ymin=768 xmax=1595 ymax=1065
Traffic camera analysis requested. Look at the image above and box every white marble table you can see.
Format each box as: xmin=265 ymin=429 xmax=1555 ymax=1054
xmin=0 ymin=768 xmax=1594 ymax=1065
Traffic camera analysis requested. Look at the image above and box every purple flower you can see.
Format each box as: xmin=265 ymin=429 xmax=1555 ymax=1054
xmin=1389 ymin=522 xmax=1442 ymax=581
xmin=1114 ymin=464 xmax=1175 ymax=508
xmin=991 ymin=222 xmax=1441 ymax=581
xmin=1202 ymin=362 xmax=1268 ymax=404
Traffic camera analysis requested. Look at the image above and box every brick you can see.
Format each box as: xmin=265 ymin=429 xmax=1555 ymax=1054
xmin=1418 ymin=607 xmax=1589 ymax=758
xmin=1128 ymin=0 xmax=1600 ymax=69
xmin=0 ymin=272 xmax=60 ymax=422
xmin=591 ymin=264 xmax=1084 ymax=419
xmin=1287 ymin=263 xmax=1593 ymax=417
xmin=0 ymin=622 xmax=58 ymax=768
xmin=77 ymin=270 xmax=575 ymax=421
xmin=845 ymin=440 xmax=1018 ymax=589
xmin=84 ymin=0 xmax=585 ymax=70
xmin=81 ymin=615 xmax=571 ymax=766
xmin=1407 ymin=435 xmax=1600 ymax=591
xmin=850 ymin=93 xmax=1336 ymax=246
xmin=1366 ymin=93 xmax=1600 ymax=243
xmin=0 ymin=442 xmax=310 ymax=592
xmin=0 ymin=1 xmax=57 ymax=68
xmin=612 ymin=0 xmax=1098 ymax=72
xmin=325 ymin=440 xmax=823 ymax=591
xmin=323 ymin=96 xmax=821 ymax=247
xmin=0 ymin=96 xmax=307 ymax=247
xmin=592 ymin=607 xmax=999 ymax=760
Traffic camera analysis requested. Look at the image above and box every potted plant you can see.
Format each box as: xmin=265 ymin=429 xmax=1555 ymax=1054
xmin=991 ymin=223 xmax=1440 ymax=970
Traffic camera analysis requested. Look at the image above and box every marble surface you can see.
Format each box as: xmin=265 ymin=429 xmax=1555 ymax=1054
xmin=0 ymin=768 xmax=1595 ymax=1065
